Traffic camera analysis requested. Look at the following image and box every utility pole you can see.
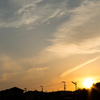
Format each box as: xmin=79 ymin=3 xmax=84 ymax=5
xmin=62 ymin=81 xmax=66 ymax=91
xmin=40 ymin=86 xmax=43 ymax=92
xmin=72 ymin=81 xmax=77 ymax=100
xmin=72 ymin=81 xmax=77 ymax=90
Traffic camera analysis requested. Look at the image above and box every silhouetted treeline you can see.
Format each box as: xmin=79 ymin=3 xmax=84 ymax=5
xmin=76 ymin=82 xmax=100 ymax=100
xmin=1 ymin=82 xmax=100 ymax=100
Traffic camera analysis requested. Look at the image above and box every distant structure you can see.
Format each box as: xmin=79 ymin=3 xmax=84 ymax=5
xmin=62 ymin=81 xmax=66 ymax=91
xmin=40 ymin=86 xmax=43 ymax=92
xmin=72 ymin=81 xmax=77 ymax=90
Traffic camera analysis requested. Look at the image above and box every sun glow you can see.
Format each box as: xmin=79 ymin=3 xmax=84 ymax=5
xmin=83 ymin=78 xmax=94 ymax=88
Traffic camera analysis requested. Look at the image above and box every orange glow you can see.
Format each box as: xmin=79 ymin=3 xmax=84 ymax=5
xmin=83 ymin=78 xmax=94 ymax=88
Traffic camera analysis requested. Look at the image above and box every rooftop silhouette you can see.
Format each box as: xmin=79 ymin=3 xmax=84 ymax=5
xmin=0 ymin=82 xmax=100 ymax=100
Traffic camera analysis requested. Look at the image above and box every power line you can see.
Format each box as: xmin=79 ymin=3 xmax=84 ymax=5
xmin=44 ymin=82 xmax=62 ymax=87
xmin=27 ymin=80 xmax=85 ymax=91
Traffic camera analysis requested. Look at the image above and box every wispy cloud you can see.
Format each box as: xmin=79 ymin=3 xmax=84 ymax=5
xmin=0 ymin=54 xmax=49 ymax=82
xmin=38 ymin=0 xmax=100 ymax=61
xmin=28 ymin=67 xmax=49 ymax=71
xmin=61 ymin=56 xmax=100 ymax=77
xmin=0 ymin=0 xmax=68 ymax=28
xmin=1 ymin=73 xmax=19 ymax=81
xmin=0 ymin=55 xmax=22 ymax=72
xmin=2 ymin=73 xmax=8 ymax=81
xmin=8 ymin=0 xmax=100 ymax=66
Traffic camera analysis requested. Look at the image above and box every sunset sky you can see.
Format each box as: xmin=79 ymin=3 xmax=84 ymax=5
xmin=0 ymin=0 xmax=100 ymax=92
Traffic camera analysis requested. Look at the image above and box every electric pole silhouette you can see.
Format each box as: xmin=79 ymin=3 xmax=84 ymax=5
xmin=72 ymin=81 xmax=77 ymax=90
xmin=40 ymin=86 xmax=43 ymax=92
xmin=72 ymin=81 xmax=77 ymax=100
xmin=62 ymin=81 xmax=66 ymax=91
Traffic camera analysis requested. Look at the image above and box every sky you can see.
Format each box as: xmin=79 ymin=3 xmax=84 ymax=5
xmin=0 ymin=0 xmax=100 ymax=92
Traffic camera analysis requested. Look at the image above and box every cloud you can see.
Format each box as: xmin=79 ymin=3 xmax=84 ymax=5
xmin=1 ymin=0 xmax=100 ymax=64
xmin=2 ymin=73 xmax=8 ymax=81
xmin=0 ymin=54 xmax=22 ymax=72
xmin=28 ymin=67 xmax=49 ymax=71
xmin=61 ymin=56 xmax=100 ymax=77
xmin=0 ymin=0 xmax=68 ymax=28
xmin=45 ymin=37 xmax=100 ymax=58
xmin=14 ymin=0 xmax=100 ymax=65
xmin=0 ymin=53 xmax=49 ymax=82
xmin=0 ymin=54 xmax=23 ymax=81
xmin=52 ymin=0 xmax=100 ymax=42
xmin=24 ymin=36 xmax=100 ymax=65
xmin=1 ymin=73 xmax=19 ymax=81
xmin=20 ymin=66 xmax=49 ymax=81
xmin=36 ymin=0 xmax=100 ymax=61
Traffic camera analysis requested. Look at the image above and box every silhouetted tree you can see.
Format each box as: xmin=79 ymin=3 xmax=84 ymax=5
xmin=76 ymin=88 xmax=88 ymax=100
xmin=91 ymin=82 xmax=100 ymax=100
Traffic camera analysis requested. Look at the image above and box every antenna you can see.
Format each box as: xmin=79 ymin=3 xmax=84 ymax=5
xmin=40 ymin=86 xmax=43 ymax=92
xmin=62 ymin=81 xmax=66 ymax=91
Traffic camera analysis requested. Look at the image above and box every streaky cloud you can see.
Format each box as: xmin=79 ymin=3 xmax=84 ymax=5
xmin=28 ymin=66 xmax=49 ymax=72
xmin=33 ymin=67 xmax=49 ymax=70
xmin=60 ymin=56 xmax=100 ymax=77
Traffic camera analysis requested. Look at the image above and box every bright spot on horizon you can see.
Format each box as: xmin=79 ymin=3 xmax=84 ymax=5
xmin=83 ymin=78 xmax=94 ymax=89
